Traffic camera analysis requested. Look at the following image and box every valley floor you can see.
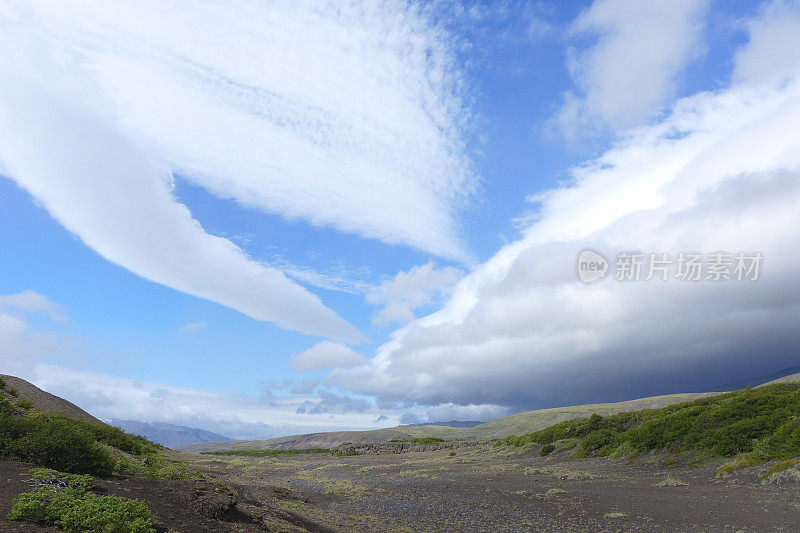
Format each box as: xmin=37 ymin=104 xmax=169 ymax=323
xmin=4 ymin=445 xmax=800 ymax=532
xmin=190 ymin=445 xmax=800 ymax=532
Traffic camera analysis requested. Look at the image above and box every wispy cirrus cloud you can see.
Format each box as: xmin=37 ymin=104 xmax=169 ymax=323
xmin=0 ymin=0 xmax=475 ymax=341
xmin=178 ymin=322 xmax=207 ymax=334
xmin=6 ymin=0 xmax=475 ymax=259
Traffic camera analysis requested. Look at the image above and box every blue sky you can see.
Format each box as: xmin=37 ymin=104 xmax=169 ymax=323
xmin=2 ymin=0 xmax=800 ymax=439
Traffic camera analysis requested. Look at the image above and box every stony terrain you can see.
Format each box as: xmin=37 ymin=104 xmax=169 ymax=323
xmin=183 ymin=443 xmax=800 ymax=532
xmin=5 ymin=441 xmax=800 ymax=532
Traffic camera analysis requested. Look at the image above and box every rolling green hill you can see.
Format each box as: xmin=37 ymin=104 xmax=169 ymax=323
xmin=181 ymin=371 xmax=800 ymax=453
xmin=180 ymin=391 xmax=716 ymax=452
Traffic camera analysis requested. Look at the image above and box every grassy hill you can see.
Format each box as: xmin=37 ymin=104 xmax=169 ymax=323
xmin=181 ymin=391 xmax=716 ymax=452
xmin=498 ymin=382 xmax=800 ymax=463
xmin=183 ymin=371 xmax=800 ymax=453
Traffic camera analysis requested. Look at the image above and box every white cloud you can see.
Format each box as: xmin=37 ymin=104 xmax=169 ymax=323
xmin=3 ymin=0 xmax=474 ymax=260
xmin=553 ymin=0 xmax=708 ymax=138
xmin=0 ymin=6 xmax=366 ymax=343
xmin=290 ymin=378 xmax=321 ymax=395
xmin=0 ymin=292 xmax=73 ymax=374
xmin=296 ymin=390 xmax=371 ymax=415
xmin=22 ymin=364 xmax=390 ymax=440
xmin=0 ymin=290 xmax=65 ymax=322
xmin=267 ymin=258 xmax=372 ymax=296
xmin=0 ymin=0 xmax=478 ymax=342
xmin=733 ymin=0 xmax=800 ymax=84
xmin=330 ymin=71 xmax=800 ymax=411
xmin=0 ymin=305 xmax=394 ymax=439
xmin=289 ymin=341 xmax=367 ymax=373
xmin=367 ymin=262 xmax=463 ymax=326
xmin=178 ymin=322 xmax=207 ymax=333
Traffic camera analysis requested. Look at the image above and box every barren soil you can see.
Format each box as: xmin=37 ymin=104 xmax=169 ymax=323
xmin=4 ymin=444 xmax=800 ymax=532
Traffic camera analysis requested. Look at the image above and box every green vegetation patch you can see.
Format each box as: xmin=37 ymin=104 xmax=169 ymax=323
xmin=0 ymin=398 xmax=160 ymax=475
xmin=201 ymin=448 xmax=330 ymax=457
xmin=15 ymin=398 xmax=35 ymax=410
xmin=8 ymin=468 xmax=155 ymax=532
xmin=29 ymin=468 xmax=94 ymax=491
xmin=716 ymin=452 xmax=764 ymax=475
xmin=654 ymin=476 xmax=688 ymax=487
xmin=139 ymin=454 xmax=194 ymax=480
xmin=497 ymin=384 xmax=800 ymax=461
xmin=334 ymin=449 xmax=362 ymax=457
xmin=762 ymin=459 xmax=799 ymax=478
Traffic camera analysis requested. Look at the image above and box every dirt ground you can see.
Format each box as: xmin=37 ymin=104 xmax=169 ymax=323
xmin=190 ymin=445 xmax=800 ymax=532
xmin=4 ymin=444 xmax=800 ymax=532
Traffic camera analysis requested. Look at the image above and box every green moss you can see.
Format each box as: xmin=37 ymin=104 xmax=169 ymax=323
xmin=654 ymin=476 xmax=688 ymax=487
xmin=716 ymin=452 xmax=764 ymax=475
xmin=761 ymin=459 xmax=799 ymax=478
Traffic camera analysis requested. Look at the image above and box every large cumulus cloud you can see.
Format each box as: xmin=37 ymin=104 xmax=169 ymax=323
xmin=330 ymin=71 xmax=800 ymax=410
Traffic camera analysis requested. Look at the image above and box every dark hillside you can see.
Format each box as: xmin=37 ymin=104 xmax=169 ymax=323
xmin=0 ymin=374 xmax=101 ymax=423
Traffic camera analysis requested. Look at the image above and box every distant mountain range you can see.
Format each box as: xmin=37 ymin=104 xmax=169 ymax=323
xmin=110 ymin=419 xmax=231 ymax=449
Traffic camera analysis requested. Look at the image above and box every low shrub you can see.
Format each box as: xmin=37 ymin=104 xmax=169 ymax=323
xmin=8 ymin=474 xmax=155 ymax=533
xmin=334 ymin=449 xmax=362 ymax=457
xmin=498 ymin=384 xmax=800 ymax=461
xmin=29 ymin=468 xmax=94 ymax=491
xmin=16 ymin=398 xmax=35 ymax=410
xmin=142 ymin=454 xmax=193 ymax=480
xmin=2 ymin=414 xmax=116 ymax=475
xmin=540 ymin=443 xmax=556 ymax=456
xmin=0 ymin=400 xmax=159 ymax=475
